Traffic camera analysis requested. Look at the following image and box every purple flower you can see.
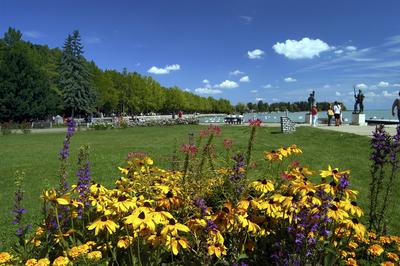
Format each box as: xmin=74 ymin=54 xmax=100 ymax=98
xmin=205 ymin=219 xmax=218 ymax=234
xmin=193 ymin=197 xmax=208 ymax=216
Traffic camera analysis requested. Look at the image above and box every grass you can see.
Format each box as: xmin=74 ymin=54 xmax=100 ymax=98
xmin=0 ymin=125 xmax=399 ymax=250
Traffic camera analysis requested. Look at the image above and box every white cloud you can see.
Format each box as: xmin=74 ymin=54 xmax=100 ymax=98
xmin=239 ymin=16 xmax=253 ymax=24
xmin=195 ymin=88 xmax=222 ymax=94
xmin=23 ymin=30 xmax=44 ymax=39
xmin=365 ymin=91 xmax=377 ymax=97
xmin=84 ymin=36 xmax=101 ymax=44
xmin=229 ymin=70 xmax=244 ymax=75
xmin=214 ymin=80 xmax=239 ymax=89
xmin=346 ymin=46 xmax=357 ymax=51
xmin=393 ymin=84 xmax=400 ymax=87
xmin=272 ymin=37 xmax=331 ymax=59
xmin=323 ymin=84 xmax=330 ymax=89
xmin=147 ymin=64 xmax=181 ymax=74
xmin=262 ymin=84 xmax=272 ymax=89
xmin=255 ymin=97 xmax=265 ymax=101
xmin=382 ymin=90 xmax=395 ymax=97
xmin=355 ymin=83 xmax=368 ymax=90
xmin=250 ymin=90 xmax=258 ymax=93
xmin=239 ymin=76 xmax=250 ymax=82
xmin=284 ymin=77 xmax=297 ymax=83
xmin=184 ymin=88 xmax=191 ymax=92
xmin=335 ymin=91 xmax=341 ymax=96
xmin=247 ymin=49 xmax=265 ymax=59
xmin=334 ymin=49 xmax=344 ymax=54
xmin=203 ymin=79 xmax=209 ymax=84
xmin=272 ymin=98 xmax=279 ymax=102
xmin=377 ymin=81 xmax=389 ymax=87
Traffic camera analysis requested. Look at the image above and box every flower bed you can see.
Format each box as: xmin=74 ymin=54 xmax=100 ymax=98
xmin=1 ymin=123 xmax=399 ymax=266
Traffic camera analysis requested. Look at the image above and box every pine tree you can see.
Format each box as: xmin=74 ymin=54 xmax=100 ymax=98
xmin=59 ymin=31 xmax=96 ymax=117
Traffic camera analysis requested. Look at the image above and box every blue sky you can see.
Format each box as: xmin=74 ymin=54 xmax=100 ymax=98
xmin=1 ymin=0 xmax=400 ymax=109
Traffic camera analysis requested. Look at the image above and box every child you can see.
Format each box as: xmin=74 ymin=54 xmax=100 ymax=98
xmin=311 ymin=105 xmax=318 ymax=127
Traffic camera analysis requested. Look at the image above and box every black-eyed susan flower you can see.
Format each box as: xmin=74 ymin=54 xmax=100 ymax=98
xmin=342 ymin=218 xmax=366 ymax=238
xmin=147 ymin=231 xmax=164 ymax=246
xmin=87 ymin=216 xmax=119 ymax=235
xmin=264 ymin=150 xmax=283 ymax=161
xmin=251 ymin=179 xmax=274 ymax=193
xmin=112 ymin=194 xmax=137 ymax=213
xmin=207 ymin=231 xmax=227 ymax=258
xmin=160 ymin=218 xmax=190 ymax=237
xmin=340 ymin=200 xmax=363 ymax=217
xmin=320 ymin=165 xmax=349 ymax=182
xmin=117 ymin=235 xmax=134 ymax=249
xmin=124 ymin=211 xmax=156 ymax=232
xmin=289 ymin=144 xmax=302 ymax=154
xmin=157 ymin=190 xmax=182 ymax=210
xmin=327 ymin=204 xmax=349 ymax=221
xmin=380 ymin=262 xmax=395 ymax=266
xmin=165 ymin=236 xmax=189 ymax=255
xmin=368 ymin=244 xmax=384 ymax=256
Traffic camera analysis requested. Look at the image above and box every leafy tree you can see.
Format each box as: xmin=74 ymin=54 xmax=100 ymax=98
xmin=0 ymin=28 xmax=57 ymax=122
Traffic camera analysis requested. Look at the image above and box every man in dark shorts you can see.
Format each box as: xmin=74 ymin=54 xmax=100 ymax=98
xmin=392 ymin=91 xmax=400 ymax=122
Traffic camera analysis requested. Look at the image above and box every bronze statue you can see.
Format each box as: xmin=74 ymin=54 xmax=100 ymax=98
xmin=307 ymin=91 xmax=316 ymax=111
xmin=353 ymin=88 xmax=365 ymax=114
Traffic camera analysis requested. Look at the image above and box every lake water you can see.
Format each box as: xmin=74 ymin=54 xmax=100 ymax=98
xmin=199 ymin=110 xmax=397 ymax=124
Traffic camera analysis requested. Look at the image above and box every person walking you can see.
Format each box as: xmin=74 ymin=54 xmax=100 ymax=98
xmin=392 ymin=91 xmax=400 ymax=123
xmin=311 ymin=104 xmax=318 ymax=127
xmin=333 ymin=101 xmax=341 ymax=126
xmin=327 ymin=104 xmax=334 ymax=126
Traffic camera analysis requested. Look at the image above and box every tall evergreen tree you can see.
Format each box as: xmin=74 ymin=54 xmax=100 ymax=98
xmin=59 ymin=31 xmax=96 ymax=117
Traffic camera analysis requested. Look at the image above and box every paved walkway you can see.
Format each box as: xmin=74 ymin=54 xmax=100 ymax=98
xmin=312 ymin=124 xmax=398 ymax=136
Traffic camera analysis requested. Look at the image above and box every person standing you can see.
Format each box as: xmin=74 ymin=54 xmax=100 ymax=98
xmin=333 ymin=101 xmax=341 ymax=126
xmin=327 ymin=104 xmax=334 ymax=126
xmin=392 ymin=91 xmax=400 ymax=123
xmin=311 ymin=105 xmax=318 ymax=127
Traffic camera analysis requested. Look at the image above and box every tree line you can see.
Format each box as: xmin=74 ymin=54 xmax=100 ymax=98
xmin=234 ymin=100 xmax=346 ymax=113
xmin=0 ymin=28 xmax=233 ymax=122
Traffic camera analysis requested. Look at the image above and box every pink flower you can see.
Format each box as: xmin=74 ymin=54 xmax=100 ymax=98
xmin=223 ymin=139 xmax=233 ymax=149
xmin=208 ymin=125 xmax=221 ymax=135
xmin=199 ymin=129 xmax=209 ymax=137
xmin=248 ymin=118 xmax=262 ymax=126
xmin=181 ymin=144 xmax=197 ymax=155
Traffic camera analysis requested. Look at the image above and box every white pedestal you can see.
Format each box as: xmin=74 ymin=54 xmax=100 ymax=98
xmin=305 ymin=113 xmax=312 ymax=125
xmin=351 ymin=113 xmax=367 ymax=126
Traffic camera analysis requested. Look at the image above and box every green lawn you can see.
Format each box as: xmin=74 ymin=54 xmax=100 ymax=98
xmin=0 ymin=125 xmax=398 ymax=249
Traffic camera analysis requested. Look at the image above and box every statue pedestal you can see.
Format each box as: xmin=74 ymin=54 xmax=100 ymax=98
xmin=351 ymin=113 xmax=367 ymax=126
xmin=305 ymin=113 xmax=312 ymax=125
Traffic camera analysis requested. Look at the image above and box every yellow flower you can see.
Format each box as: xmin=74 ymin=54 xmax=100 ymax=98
xmin=36 ymin=258 xmax=50 ymax=266
xmin=161 ymin=218 xmax=190 ymax=237
xmin=124 ymin=211 xmax=156 ymax=232
xmin=380 ymin=262 xmax=394 ymax=266
xmin=117 ymin=236 xmax=134 ymax=249
xmin=320 ymin=165 xmax=349 ymax=182
xmin=0 ymin=252 xmax=12 ymax=264
xmin=368 ymin=244 xmax=384 ymax=256
xmin=345 ymin=258 xmax=358 ymax=266
xmin=251 ymin=179 xmax=274 ymax=193
xmin=327 ymin=204 xmax=349 ymax=221
xmin=68 ymin=246 xmax=82 ymax=259
xmin=289 ymin=144 xmax=302 ymax=154
xmin=112 ymin=193 xmax=137 ymax=213
xmin=387 ymin=252 xmax=399 ymax=262
xmin=165 ymin=236 xmax=189 ymax=255
xmin=25 ymin=259 xmax=37 ymax=266
xmin=208 ymin=243 xmax=227 ymax=258
xmin=87 ymin=216 xmax=119 ymax=236
xmin=340 ymin=200 xmax=363 ymax=217
xmin=264 ymin=150 xmax=283 ymax=161
xmin=87 ymin=251 xmax=102 ymax=261
xmin=342 ymin=218 xmax=366 ymax=238
xmin=52 ymin=256 xmax=69 ymax=266
xmin=348 ymin=241 xmax=359 ymax=249
xmin=118 ymin=166 xmax=129 ymax=175
xmin=144 ymin=156 xmax=153 ymax=165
